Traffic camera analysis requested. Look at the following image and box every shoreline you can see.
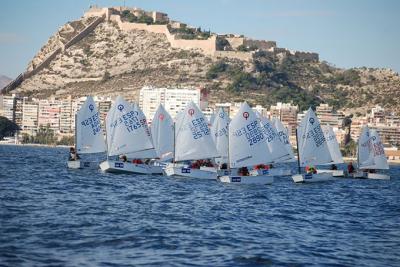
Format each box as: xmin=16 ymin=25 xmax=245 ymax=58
xmin=0 ymin=143 xmax=70 ymax=148
xmin=1 ymin=143 xmax=399 ymax=164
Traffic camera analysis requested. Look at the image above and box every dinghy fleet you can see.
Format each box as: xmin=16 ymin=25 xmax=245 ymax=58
xmin=68 ymin=95 xmax=391 ymax=184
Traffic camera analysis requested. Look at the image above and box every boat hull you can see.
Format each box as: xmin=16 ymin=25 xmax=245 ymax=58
xmin=67 ymin=160 xmax=99 ymax=169
xmin=292 ymin=172 xmax=334 ymax=183
xmin=219 ymin=175 xmax=274 ymax=185
xmin=249 ymin=168 xmax=292 ymax=177
xmin=99 ymin=160 xmax=163 ymax=174
xmin=353 ymin=171 xmax=390 ymax=180
xmin=317 ymin=169 xmax=345 ymax=177
xmin=164 ymin=164 xmax=217 ymax=180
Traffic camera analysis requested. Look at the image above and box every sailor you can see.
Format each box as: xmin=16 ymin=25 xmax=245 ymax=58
xmin=69 ymin=147 xmax=80 ymax=161
xmin=119 ymin=155 xmax=128 ymax=162
xmin=347 ymin=162 xmax=355 ymax=173
xmin=331 ymin=164 xmax=338 ymax=170
xmin=306 ymin=165 xmax=317 ymax=174
xmin=238 ymin=167 xmax=249 ymax=176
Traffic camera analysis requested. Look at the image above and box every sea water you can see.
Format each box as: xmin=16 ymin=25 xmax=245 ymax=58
xmin=1 ymin=145 xmax=399 ymax=266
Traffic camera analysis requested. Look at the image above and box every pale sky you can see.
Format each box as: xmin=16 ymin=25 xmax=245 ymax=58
xmin=0 ymin=0 xmax=399 ymax=78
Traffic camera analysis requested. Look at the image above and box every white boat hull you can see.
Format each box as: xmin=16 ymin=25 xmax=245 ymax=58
xmin=219 ymin=175 xmax=274 ymax=185
xmin=317 ymin=169 xmax=345 ymax=177
xmin=353 ymin=171 xmax=390 ymax=180
xmin=249 ymin=168 xmax=292 ymax=177
xmin=67 ymin=160 xmax=99 ymax=169
xmin=164 ymin=164 xmax=217 ymax=180
xmin=99 ymin=160 xmax=163 ymax=174
xmin=292 ymin=172 xmax=334 ymax=183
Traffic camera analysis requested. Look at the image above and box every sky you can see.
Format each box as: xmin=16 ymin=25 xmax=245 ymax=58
xmin=0 ymin=0 xmax=399 ymax=78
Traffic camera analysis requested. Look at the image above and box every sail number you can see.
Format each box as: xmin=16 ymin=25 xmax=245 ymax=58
xmin=305 ymin=125 xmax=326 ymax=147
xmin=189 ymin=118 xmax=210 ymax=140
xmin=233 ymin=120 xmax=264 ymax=146
xmin=81 ymin=112 xmax=102 ymax=135
xmin=110 ymin=111 xmax=145 ymax=133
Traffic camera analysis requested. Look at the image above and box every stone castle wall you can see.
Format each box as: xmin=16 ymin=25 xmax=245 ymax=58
xmin=214 ymin=51 xmax=253 ymax=61
xmin=110 ymin=14 xmax=217 ymax=55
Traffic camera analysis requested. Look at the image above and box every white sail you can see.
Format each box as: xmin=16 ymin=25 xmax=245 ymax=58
xmin=358 ymin=126 xmax=389 ymax=170
xmin=150 ymin=104 xmax=174 ymax=161
xmin=272 ymin=118 xmax=296 ymax=162
xmin=229 ymin=103 xmax=273 ymax=168
xmin=106 ymin=96 xmax=154 ymax=157
xmin=297 ymin=108 xmax=333 ymax=167
xmin=259 ymin=116 xmax=290 ymax=163
xmin=211 ymin=108 xmax=230 ymax=164
xmin=174 ymin=101 xmax=219 ymax=161
xmin=322 ymin=125 xmax=344 ymax=164
xmin=369 ymin=129 xmax=389 ymax=169
xmin=76 ymin=96 xmax=106 ymax=154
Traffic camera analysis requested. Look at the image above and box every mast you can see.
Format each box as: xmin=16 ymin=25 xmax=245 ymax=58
xmin=104 ymin=115 xmax=109 ymax=160
xmin=295 ymin=128 xmax=301 ymax=174
xmin=173 ymin=122 xmax=176 ymax=164
xmin=74 ymin=113 xmax=77 ymax=152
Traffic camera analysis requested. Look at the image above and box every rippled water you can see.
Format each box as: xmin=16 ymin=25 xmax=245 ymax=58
xmin=1 ymin=145 xmax=400 ymax=266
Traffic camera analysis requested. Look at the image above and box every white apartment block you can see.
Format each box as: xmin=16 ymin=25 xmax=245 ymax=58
xmin=22 ymin=99 xmax=39 ymax=134
xmin=139 ymin=86 xmax=201 ymax=121
xmin=0 ymin=94 xmax=17 ymax=122
xmin=38 ymin=99 xmax=62 ymax=133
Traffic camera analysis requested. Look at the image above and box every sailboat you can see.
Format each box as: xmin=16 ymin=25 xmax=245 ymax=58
xmin=219 ymin=102 xmax=277 ymax=185
xmin=250 ymin=114 xmax=292 ymax=177
xmin=272 ymin=118 xmax=296 ymax=162
xmin=353 ymin=126 xmax=390 ymax=179
xmin=164 ymin=101 xmax=219 ymax=179
xmin=68 ymin=96 xmax=106 ymax=169
xmin=99 ymin=96 xmax=163 ymax=174
xmin=150 ymin=104 xmax=174 ymax=162
xmin=317 ymin=125 xmax=345 ymax=177
xmin=292 ymin=107 xmax=335 ymax=183
xmin=211 ymin=107 xmax=230 ymax=167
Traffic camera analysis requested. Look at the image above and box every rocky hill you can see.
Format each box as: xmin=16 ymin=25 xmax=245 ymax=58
xmin=8 ymin=7 xmax=400 ymax=113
